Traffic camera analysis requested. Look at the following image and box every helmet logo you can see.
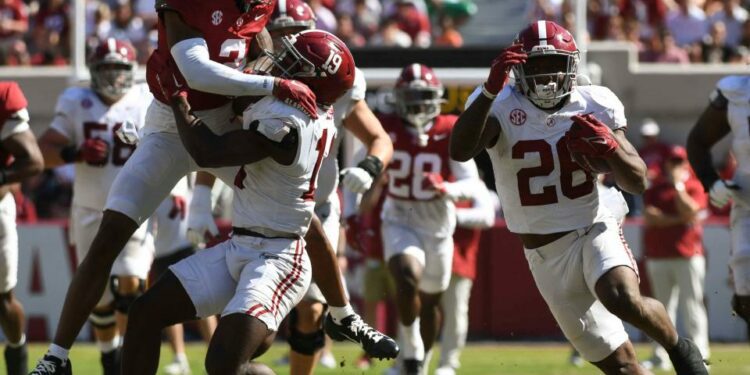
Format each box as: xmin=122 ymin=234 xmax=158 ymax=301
xmin=546 ymin=117 xmax=555 ymax=127
xmin=212 ymin=10 xmax=223 ymax=26
xmin=236 ymin=17 xmax=244 ymax=26
xmin=509 ymin=109 xmax=526 ymax=126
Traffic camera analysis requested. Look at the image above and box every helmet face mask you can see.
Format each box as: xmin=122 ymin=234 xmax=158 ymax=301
xmin=393 ymin=64 xmax=445 ymax=142
xmin=513 ymin=21 xmax=579 ymax=110
xmin=88 ymin=38 xmax=136 ymax=103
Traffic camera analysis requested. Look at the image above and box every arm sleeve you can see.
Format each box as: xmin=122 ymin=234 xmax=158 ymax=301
xmin=443 ymin=158 xmax=481 ymax=201
xmin=171 ymin=38 xmax=275 ymax=97
xmin=455 ymin=184 xmax=496 ymax=229
xmin=0 ymin=108 xmax=30 ymax=140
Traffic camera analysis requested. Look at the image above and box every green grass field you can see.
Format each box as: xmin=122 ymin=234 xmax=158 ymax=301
xmin=11 ymin=342 xmax=750 ymax=374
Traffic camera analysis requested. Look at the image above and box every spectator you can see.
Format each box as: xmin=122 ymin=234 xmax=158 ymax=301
xmin=335 ymin=13 xmax=367 ymax=47
xmin=391 ymin=0 xmax=431 ymax=48
xmin=104 ymin=0 xmax=148 ymax=62
xmin=309 ymin=0 xmax=337 ymax=32
xmin=350 ymin=0 xmax=381 ymax=39
xmin=434 ymin=14 xmax=463 ymax=47
xmin=369 ymin=17 xmax=412 ymax=47
xmin=637 ymin=118 xmax=673 ymax=184
xmin=336 ymin=0 xmax=382 ymax=18
xmin=740 ymin=18 xmax=750 ymax=47
xmin=640 ymin=28 xmax=690 ymax=63
xmin=619 ymin=0 xmax=668 ymax=40
xmin=133 ymin=0 xmax=157 ymax=30
xmin=0 ymin=0 xmax=29 ymax=65
xmin=426 ymin=0 xmax=477 ymax=28
xmin=32 ymin=0 xmax=70 ymax=65
xmin=666 ymin=0 xmax=708 ymax=47
xmin=709 ymin=0 xmax=748 ymax=47
xmin=700 ymin=21 xmax=738 ymax=62
xmin=642 ymin=145 xmax=710 ymax=371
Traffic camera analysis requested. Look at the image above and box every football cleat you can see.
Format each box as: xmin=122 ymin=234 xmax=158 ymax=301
xmin=324 ymin=313 xmax=399 ymax=360
xmin=403 ymin=359 xmax=423 ymax=375
xmin=29 ymin=354 xmax=72 ymax=375
xmin=667 ymin=337 xmax=708 ymax=375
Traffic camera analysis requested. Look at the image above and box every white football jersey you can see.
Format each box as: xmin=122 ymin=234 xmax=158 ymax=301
xmin=471 ymin=84 xmax=627 ymax=234
xmin=228 ymin=96 xmax=336 ymax=237
xmin=314 ymin=67 xmax=367 ymax=207
xmin=49 ymin=84 xmax=152 ymax=210
xmin=714 ymin=76 xmax=750 ymax=205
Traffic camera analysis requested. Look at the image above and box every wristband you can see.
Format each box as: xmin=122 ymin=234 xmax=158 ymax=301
xmin=356 ymin=155 xmax=383 ymax=178
xmin=481 ymin=83 xmax=498 ymax=100
xmin=60 ymin=146 xmax=79 ymax=163
xmin=674 ymin=181 xmax=686 ymax=192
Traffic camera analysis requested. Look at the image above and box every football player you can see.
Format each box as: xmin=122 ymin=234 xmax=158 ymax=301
xmin=260 ymin=2 xmax=393 ymax=374
xmin=37 ymin=39 xmax=160 ymax=375
xmin=30 ymin=1 xmax=385 ymax=373
xmin=451 ymin=21 xmax=707 ymax=375
xmin=378 ymin=64 xmax=482 ymax=374
xmin=687 ymin=75 xmax=750 ymax=344
xmin=121 ymin=30 xmax=396 ymax=375
xmin=0 ymin=81 xmax=44 ymax=375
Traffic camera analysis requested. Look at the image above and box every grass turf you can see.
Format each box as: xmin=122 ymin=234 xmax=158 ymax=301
xmin=13 ymin=342 xmax=750 ymax=374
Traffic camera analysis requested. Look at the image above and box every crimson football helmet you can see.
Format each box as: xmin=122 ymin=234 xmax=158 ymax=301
xmin=239 ymin=0 xmax=275 ymax=15
xmin=268 ymin=0 xmax=316 ymax=34
xmin=267 ymin=30 xmax=355 ymax=106
xmin=394 ymin=63 xmax=445 ymax=133
xmin=88 ymin=38 xmax=137 ymax=102
xmin=513 ymin=20 xmax=579 ymax=109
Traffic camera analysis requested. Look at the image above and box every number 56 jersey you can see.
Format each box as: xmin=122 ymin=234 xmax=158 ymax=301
xmin=49 ymin=84 xmax=152 ymax=211
xmin=474 ymin=84 xmax=627 ymax=234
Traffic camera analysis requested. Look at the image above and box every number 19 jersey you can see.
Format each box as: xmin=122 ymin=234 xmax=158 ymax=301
xmin=49 ymin=84 xmax=152 ymax=211
xmin=478 ymin=85 xmax=627 ymax=234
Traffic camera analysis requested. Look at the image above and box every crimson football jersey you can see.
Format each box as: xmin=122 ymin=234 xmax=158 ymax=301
xmin=0 ymin=82 xmax=28 ymax=166
xmin=147 ymin=0 xmax=271 ymax=110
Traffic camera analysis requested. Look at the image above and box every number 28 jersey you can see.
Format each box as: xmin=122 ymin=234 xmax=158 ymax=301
xmin=49 ymin=84 xmax=151 ymax=211
xmin=477 ymin=84 xmax=627 ymax=234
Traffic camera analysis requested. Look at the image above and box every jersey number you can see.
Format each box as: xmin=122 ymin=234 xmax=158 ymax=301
xmin=218 ymin=39 xmax=247 ymax=69
xmin=512 ymin=139 xmax=593 ymax=206
xmin=83 ymin=122 xmax=136 ymax=167
xmin=388 ymin=150 xmax=442 ymax=200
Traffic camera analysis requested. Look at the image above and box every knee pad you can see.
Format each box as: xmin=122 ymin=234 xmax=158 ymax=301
xmin=733 ymin=294 xmax=750 ymax=323
xmin=287 ymin=309 xmax=325 ymax=355
xmin=110 ymin=277 xmax=146 ymax=314
xmin=89 ymin=308 xmax=116 ymax=329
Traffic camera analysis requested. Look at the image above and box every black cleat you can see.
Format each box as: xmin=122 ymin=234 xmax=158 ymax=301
xmin=403 ymin=359 xmax=423 ymax=375
xmin=324 ymin=313 xmax=399 ymax=359
xmin=101 ymin=348 xmax=121 ymax=375
xmin=29 ymin=354 xmax=72 ymax=375
xmin=667 ymin=337 xmax=708 ymax=375
xmin=5 ymin=344 xmax=28 ymax=375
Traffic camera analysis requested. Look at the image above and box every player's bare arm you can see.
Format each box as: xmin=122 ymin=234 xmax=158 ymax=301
xmin=38 ymin=129 xmax=71 ymax=168
xmin=450 ymin=95 xmax=501 ymax=161
xmin=344 ymin=100 xmax=393 ymax=166
xmin=169 ymin=94 xmax=295 ymax=168
xmin=1 ymin=129 xmax=43 ymax=184
xmin=359 ymin=173 xmax=388 ymax=215
xmin=686 ymin=103 xmax=731 ymax=191
xmin=604 ymin=129 xmax=647 ymax=194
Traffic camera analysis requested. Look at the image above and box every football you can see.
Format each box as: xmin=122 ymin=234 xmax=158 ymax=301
xmin=571 ymin=152 xmax=612 ymax=174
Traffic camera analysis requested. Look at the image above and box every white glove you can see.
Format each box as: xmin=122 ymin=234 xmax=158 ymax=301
xmin=709 ymin=179 xmax=739 ymax=208
xmin=187 ymin=184 xmax=218 ymax=247
xmin=115 ymin=120 xmax=140 ymax=145
xmin=341 ymin=167 xmax=374 ymax=194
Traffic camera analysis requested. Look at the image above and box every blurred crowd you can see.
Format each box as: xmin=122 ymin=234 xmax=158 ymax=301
xmin=533 ymin=0 xmax=750 ymax=63
xmin=0 ymin=0 xmax=478 ymax=66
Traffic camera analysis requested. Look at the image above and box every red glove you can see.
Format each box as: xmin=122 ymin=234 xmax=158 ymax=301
xmin=169 ymin=195 xmax=187 ymax=220
xmin=155 ymin=62 xmax=188 ymax=100
xmin=80 ymin=138 xmax=109 ymax=165
xmin=344 ymin=215 xmax=361 ymax=252
xmin=423 ymin=172 xmax=447 ymax=195
xmin=484 ymin=43 xmax=527 ymax=96
xmin=564 ymin=114 xmax=619 ymax=158
xmin=273 ymin=79 xmax=318 ymax=119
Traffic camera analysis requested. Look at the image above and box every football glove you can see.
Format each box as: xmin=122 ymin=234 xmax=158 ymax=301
xmin=341 ymin=167 xmax=373 ymax=194
xmin=709 ymin=179 xmax=739 ymax=208
xmin=115 ymin=120 xmax=140 ymax=145
xmin=155 ymin=62 xmax=188 ymax=100
xmin=186 ymin=184 xmax=218 ymax=247
xmin=273 ymin=79 xmax=318 ymax=119
xmin=484 ymin=43 xmax=527 ymax=97
xmin=80 ymin=138 xmax=109 ymax=165
xmin=565 ymin=113 xmax=619 ymax=158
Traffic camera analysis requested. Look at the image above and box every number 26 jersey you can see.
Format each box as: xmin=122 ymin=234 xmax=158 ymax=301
xmin=474 ymin=84 xmax=627 ymax=234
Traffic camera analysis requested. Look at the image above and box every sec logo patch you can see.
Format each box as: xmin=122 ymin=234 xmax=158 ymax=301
xmin=509 ymin=109 xmax=526 ymax=126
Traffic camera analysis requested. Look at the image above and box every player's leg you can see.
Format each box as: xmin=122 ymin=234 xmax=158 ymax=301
xmin=419 ymin=235 xmax=454 ymax=356
xmin=643 ymin=259 xmax=678 ymax=370
xmin=729 ymin=208 xmax=750 ymax=343
xmin=205 ymin=314 xmax=272 ymax=375
xmin=438 ymin=274 xmax=472 ymax=374
xmin=123 ymin=239 xmax=237 ymax=375
xmin=677 ymin=256 xmax=709 ymax=361
xmin=0 ymin=193 xmax=26 ymax=375
xmin=590 ymin=222 xmax=706 ymax=374
xmin=47 ymin=133 xmax=191 ymax=358
xmin=590 ymin=341 xmax=643 ymax=375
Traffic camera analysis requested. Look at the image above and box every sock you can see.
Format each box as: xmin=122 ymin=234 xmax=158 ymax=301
xmin=399 ymin=319 xmax=424 ymax=361
xmin=7 ymin=334 xmax=25 ymax=348
xmin=175 ymin=352 xmax=188 ymax=364
xmin=666 ymin=336 xmax=684 ymax=355
xmin=48 ymin=344 xmax=70 ymax=361
xmin=96 ymin=335 xmax=120 ymax=353
xmin=329 ymin=304 xmax=355 ymax=324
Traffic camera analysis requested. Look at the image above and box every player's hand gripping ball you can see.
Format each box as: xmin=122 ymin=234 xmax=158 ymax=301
xmin=564 ymin=113 xmax=618 ymax=174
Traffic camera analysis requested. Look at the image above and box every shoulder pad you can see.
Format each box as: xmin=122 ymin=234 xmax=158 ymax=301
xmin=578 ymin=85 xmax=621 ymax=108
xmin=716 ymin=75 xmax=750 ymax=104
xmin=350 ymin=68 xmax=367 ymax=101
xmin=0 ymin=81 xmax=27 ymax=114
